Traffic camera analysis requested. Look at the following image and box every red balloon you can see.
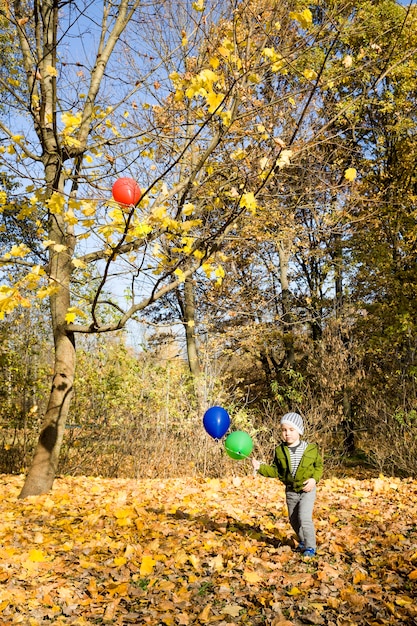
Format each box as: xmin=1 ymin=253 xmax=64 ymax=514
xmin=112 ymin=177 xmax=141 ymax=206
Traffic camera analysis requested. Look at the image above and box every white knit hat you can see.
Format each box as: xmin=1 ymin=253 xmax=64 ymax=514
xmin=280 ymin=412 xmax=304 ymax=435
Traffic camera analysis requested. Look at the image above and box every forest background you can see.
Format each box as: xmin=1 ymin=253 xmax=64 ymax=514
xmin=0 ymin=0 xmax=417 ymax=496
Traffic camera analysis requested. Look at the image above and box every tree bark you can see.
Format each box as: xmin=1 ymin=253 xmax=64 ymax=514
xmin=181 ymin=278 xmax=206 ymax=411
xmin=278 ymin=241 xmax=295 ymax=368
xmin=183 ymin=278 xmax=201 ymax=379
xmin=18 ymin=329 xmax=75 ymax=498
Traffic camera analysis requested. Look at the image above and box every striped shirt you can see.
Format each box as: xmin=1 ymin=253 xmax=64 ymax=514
xmin=287 ymin=441 xmax=307 ymax=477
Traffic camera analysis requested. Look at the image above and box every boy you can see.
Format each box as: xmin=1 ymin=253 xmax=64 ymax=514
xmin=252 ymin=412 xmax=323 ymax=558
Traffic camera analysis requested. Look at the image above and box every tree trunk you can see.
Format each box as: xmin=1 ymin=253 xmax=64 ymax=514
xmin=278 ymin=241 xmax=295 ymax=367
xmin=19 ymin=223 xmax=75 ymax=498
xmin=183 ymin=278 xmax=201 ymax=378
xmin=181 ymin=277 xmax=205 ymax=411
xmin=18 ymin=158 xmax=76 ymax=498
xmin=18 ymin=329 xmax=75 ymax=498
xmin=342 ymin=391 xmax=355 ymax=456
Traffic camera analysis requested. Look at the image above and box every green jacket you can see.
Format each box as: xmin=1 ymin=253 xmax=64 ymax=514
xmin=258 ymin=442 xmax=323 ymax=492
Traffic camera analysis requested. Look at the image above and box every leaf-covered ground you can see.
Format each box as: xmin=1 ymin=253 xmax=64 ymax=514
xmin=0 ymin=473 xmax=416 ymax=625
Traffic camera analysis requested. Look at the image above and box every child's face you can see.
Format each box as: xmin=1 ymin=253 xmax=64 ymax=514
xmin=281 ymin=424 xmax=300 ymax=445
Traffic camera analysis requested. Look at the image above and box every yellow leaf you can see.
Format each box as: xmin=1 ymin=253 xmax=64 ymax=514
xmin=45 ymin=65 xmax=58 ymax=77
xmin=353 ymin=570 xmax=366 ymax=584
xmin=290 ymin=8 xmax=313 ymax=28
xmin=107 ymin=581 xmax=129 ymax=597
xmin=28 ymin=549 xmax=47 ymax=562
xmin=344 ymin=167 xmax=357 ymax=181
xmin=244 ymin=570 xmax=262 ymax=583
xmin=395 ymin=595 xmax=413 ymax=606
xmin=132 ymin=221 xmax=152 ymax=237
xmin=140 ymin=555 xmax=156 ymax=576
xmin=46 ymin=192 xmax=66 ymax=215
xmin=231 ymin=148 xmax=247 ymax=160
xmin=124 ymin=545 xmax=136 ymax=559
xmin=64 ymin=208 xmax=78 ymax=226
xmin=189 ymin=554 xmax=200 ymax=570
xmin=72 ymin=258 xmax=87 ymax=269
xmin=114 ymin=506 xmax=135 ymax=521
xmin=114 ymin=556 xmax=127 ymax=567
xmin=81 ymin=200 xmax=97 ymax=216
xmin=199 ymin=68 xmax=219 ymax=84
xmin=174 ymin=268 xmax=187 ymax=283
xmin=206 ymin=91 xmax=224 ymax=113
xmin=65 ymin=311 xmax=77 ymax=324
xmin=198 ymin=604 xmax=212 ymax=622
xmin=287 ymin=586 xmax=302 ymax=596
xmin=65 ymin=306 xmax=87 ymax=324
xmin=182 ymin=203 xmax=195 ymax=216
xmin=239 ymin=192 xmax=257 ymax=213
xmin=208 ymin=554 xmax=223 ymax=572
xmin=304 ymin=68 xmax=317 ymax=81
xmin=385 ymin=602 xmax=396 ymax=615
xmin=214 ymin=265 xmax=225 ymax=279
xmin=8 ymin=244 xmax=30 ymax=258
xmin=0 ymin=287 xmax=28 ymax=316
xmin=192 ymin=0 xmax=205 ymax=11
xmin=42 ymin=240 xmax=56 ymax=249
xmin=201 ymin=262 xmax=213 ymax=278
xmin=220 ymin=109 xmax=232 ymax=126
xmin=152 ymin=205 xmax=167 ymax=220
xmin=36 ymin=284 xmax=59 ymax=299
xmin=61 ymin=111 xmax=82 ymax=130
xmin=327 ymin=597 xmax=341 ymax=609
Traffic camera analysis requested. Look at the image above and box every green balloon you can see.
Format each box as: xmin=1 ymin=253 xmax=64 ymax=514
xmin=224 ymin=431 xmax=253 ymax=460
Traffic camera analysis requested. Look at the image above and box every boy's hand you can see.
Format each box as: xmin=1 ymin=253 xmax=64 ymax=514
xmin=252 ymin=459 xmax=261 ymax=471
xmin=302 ymin=478 xmax=316 ymax=492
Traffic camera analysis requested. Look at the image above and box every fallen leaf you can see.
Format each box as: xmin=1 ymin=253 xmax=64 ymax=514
xmin=140 ymin=555 xmax=156 ymax=576
xmin=222 ymin=604 xmax=242 ymax=617
xmin=198 ymin=604 xmax=212 ymax=622
xmin=287 ymin=587 xmax=302 ymax=596
xmin=244 ymin=570 xmax=262 ymax=583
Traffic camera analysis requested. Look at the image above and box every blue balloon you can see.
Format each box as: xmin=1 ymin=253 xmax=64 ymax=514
xmin=203 ymin=406 xmax=230 ymax=440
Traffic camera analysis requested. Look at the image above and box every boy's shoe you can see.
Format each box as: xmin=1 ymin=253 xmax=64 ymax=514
xmin=295 ymin=542 xmax=305 ymax=552
xmin=302 ymin=548 xmax=316 ymax=558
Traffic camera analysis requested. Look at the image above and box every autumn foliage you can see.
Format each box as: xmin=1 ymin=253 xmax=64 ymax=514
xmin=0 ymin=472 xmax=416 ymax=624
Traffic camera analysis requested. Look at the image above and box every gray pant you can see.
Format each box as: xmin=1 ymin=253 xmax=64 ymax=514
xmin=285 ymin=487 xmax=317 ymax=550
